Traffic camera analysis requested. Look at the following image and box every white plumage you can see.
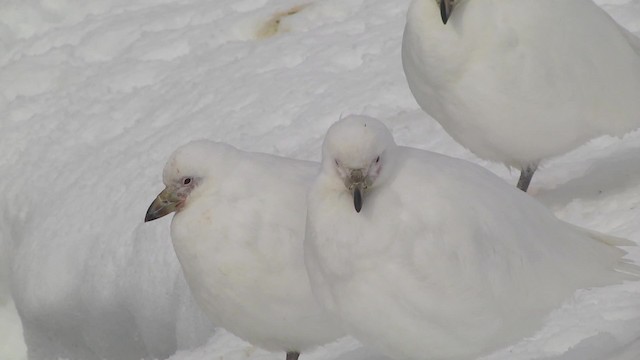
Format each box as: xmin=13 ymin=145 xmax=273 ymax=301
xmin=304 ymin=115 xmax=637 ymax=360
xmin=145 ymin=141 xmax=343 ymax=360
xmin=402 ymin=0 xmax=640 ymax=190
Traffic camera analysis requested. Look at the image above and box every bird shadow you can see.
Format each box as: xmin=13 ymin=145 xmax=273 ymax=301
xmin=535 ymin=146 xmax=640 ymax=209
xmin=538 ymin=332 xmax=640 ymax=360
xmin=327 ymin=346 xmax=389 ymax=360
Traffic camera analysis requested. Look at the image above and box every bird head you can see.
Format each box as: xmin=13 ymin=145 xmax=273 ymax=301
xmin=321 ymin=115 xmax=396 ymax=213
xmin=145 ymin=140 xmax=229 ymax=222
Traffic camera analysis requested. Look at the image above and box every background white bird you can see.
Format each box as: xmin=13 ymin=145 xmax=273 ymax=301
xmin=402 ymin=0 xmax=640 ymax=191
xmin=304 ymin=115 xmax=638 ymax=360
xmin=145 ymin=140 xmax=344 ymax=360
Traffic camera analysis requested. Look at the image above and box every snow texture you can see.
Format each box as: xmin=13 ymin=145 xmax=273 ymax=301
xmin=1 ymin=0 xmax=640 ymax=359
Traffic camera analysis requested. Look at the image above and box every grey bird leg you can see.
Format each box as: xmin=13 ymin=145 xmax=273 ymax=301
xmin=516 ymin=163 xmax=538 ymax=192
xmin=286 ymin=352 xmax=300 ymax=360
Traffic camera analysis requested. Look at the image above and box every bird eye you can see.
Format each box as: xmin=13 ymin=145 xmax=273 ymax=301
xmin=375 ymin=156 xmax=380 ymax=163
xmin=183 ymin=177 xmax=192 ymax=185
xmin=335 ymin=159 xmax=339 ymax=166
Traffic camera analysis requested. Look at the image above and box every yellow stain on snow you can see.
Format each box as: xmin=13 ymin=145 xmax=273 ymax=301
xmin=256 ymin=4 xmax=309 ymax=39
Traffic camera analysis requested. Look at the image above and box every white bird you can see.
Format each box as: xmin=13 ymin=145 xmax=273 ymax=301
xmin=401 ymin=0 xmax=640 ymax=191
xmin=145 ymin=140 xmax=343 ymax=360
xmin=304 ymin=115 xmax=638 ymax=360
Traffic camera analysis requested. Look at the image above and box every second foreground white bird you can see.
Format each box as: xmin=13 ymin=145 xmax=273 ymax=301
xmin=145 ymin=141 xmax=343 ymax=360
xmin=304 ymin=115 xmax=638 ymax=360
xmin=402 ymin=0 xmax=640 ymax=191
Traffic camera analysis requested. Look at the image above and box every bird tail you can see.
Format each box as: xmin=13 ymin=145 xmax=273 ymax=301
xmin=566 ymin=223 xmax=640 ymax=278
xmin=614 ymin=21 xmax=640 ymax=57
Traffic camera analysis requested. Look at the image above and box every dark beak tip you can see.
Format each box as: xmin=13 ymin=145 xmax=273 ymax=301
xmin=144 ymin=202 xmax=158 ymax=222
xmin=440 ymin=0 xmax=452 ymax=24
xmin=145 ymin=209 xmax=170 ymax=222
xmin=144 ymin=199 xmax=168 ymax=223
xmin=144 ymin=210 xmax=158 ymax=223
xmin=353 ymin=187 xmax=363 ymax=213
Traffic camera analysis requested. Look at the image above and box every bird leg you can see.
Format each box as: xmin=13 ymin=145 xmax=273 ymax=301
xmin=516 ymin=163 xmax=538 ymax=192
xmin=286 ymin=351 xmax=300 ymax=360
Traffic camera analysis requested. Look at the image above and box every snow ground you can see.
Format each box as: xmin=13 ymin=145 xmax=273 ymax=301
xmin=1 ymin=0 xmax=640 ymax=359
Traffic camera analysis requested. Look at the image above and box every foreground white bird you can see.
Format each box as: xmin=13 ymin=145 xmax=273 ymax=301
xmin=145 ymin=141 xmax=343 ymax=360
xmin=304 ymin=115 xmax=638 ymax=360
xmin=402 ymin=0 xmax=640 ymax=191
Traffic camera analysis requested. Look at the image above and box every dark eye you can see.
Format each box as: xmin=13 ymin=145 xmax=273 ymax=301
xmin=375 ymin=156 xmax=380 ymax=163
xmin=183 ymin=177 xmax=192 ymax=185
xmin=335 ymin=159 xmax=339 ymax=166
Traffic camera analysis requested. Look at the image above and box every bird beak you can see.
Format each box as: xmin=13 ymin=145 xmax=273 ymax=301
xmin=145 ymin=186 xmax=181 ymax=222
xmin=353 ymin=184 xmax=364 ymax=213
xmin=347 ymin=169 xmax=367 ymax=213
xmin=439 ymin=0 xmax=455 ymax=24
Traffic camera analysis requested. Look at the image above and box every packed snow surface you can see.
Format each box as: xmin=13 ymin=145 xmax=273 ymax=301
xmin=1 ymin=0 xmax=640 ymax=360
